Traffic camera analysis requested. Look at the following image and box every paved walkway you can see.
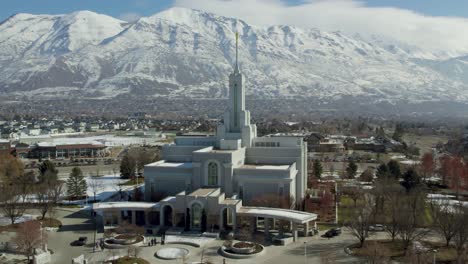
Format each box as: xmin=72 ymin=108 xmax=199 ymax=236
xmin=0 ymin=207 xmax=377 ymax=264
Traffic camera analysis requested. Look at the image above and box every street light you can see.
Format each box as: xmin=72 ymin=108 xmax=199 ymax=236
xmin=432 ymin=249 xmax=438 ymax=264
xmin=304 ymin=241 xmax=307 ymax=264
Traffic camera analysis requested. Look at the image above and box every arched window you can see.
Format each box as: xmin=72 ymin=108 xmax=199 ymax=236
xmin=208 ymin=162 xmax=218 ymax=186
xmin=191 ymin=203 xmax=202 ymax=229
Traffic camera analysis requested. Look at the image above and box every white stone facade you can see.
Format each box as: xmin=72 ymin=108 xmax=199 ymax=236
xmin=144 ymin=42 xmax=307 ymax=205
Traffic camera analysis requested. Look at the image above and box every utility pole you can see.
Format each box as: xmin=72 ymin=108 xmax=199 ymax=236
xmin=304 ymin=241 xmax=307 ymax=264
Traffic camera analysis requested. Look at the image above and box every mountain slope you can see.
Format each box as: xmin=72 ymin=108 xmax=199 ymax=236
xmin=0 ymin=7 xmax=467 ymax=106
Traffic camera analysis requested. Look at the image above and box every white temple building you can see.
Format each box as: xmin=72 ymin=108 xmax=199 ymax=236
xmin=94 ymin=35 xmax=316 ymax=242
xmin=144 ymin=34 xmax=308 ymax=205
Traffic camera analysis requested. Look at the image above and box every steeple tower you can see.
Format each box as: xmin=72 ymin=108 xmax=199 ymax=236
xmin=234 ymin=32 xmax=239 ymax=73
xmin=216 ymin=31 xmax=257 ymax=148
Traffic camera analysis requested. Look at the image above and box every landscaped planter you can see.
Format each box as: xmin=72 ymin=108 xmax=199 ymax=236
xmin=230 ymin=241 xmax=256 ymax=254
xmin=104 ymin=235 xmax=144 ymax=248
xmin=112 ymin=234 xmax=138 ymax=245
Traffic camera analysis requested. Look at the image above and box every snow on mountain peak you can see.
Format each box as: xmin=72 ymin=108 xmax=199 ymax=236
xmin=0 ymin=8 xmax=467 ymax=108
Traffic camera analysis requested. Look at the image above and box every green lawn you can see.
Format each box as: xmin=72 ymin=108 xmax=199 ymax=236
xmin=316 ymin=223 xmax=338 ymax=231
xmin=351 ymin=240 xmax=457 ymax=263
xmin=338 ymin=196 xmax=364 ymax=224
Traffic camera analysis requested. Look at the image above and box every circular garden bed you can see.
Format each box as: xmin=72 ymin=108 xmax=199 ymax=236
xmin=104 ymin=235 xmax=144 ymax=249
xmin=220 ymin=241 xmax=264 ymax=259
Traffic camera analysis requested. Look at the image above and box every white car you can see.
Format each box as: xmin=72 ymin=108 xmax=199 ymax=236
xmin=369 ymin=224 xmax=385 ymax=231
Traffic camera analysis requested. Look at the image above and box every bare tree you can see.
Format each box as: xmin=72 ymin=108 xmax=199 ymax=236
xmin=363 ymin=241 xmax=391 ymax=264
xmin=430 ymin=199 xmax=459 ymax=247
xmin=0 ymin=183 xmax=26 ymax=225
xmin=384 ymin=181 xmax=405 ymax=241
xmin=13 ymin=221 xmax=45 ymax=262
xmin=36 ymin=180 xmax=64 ymax=220
xmin=36 ymin=183 xmax=52 ymax=220
xmin=115 ymin=221 xmax=145 ymax=236
xmin=88 ymin=177 xmax=103 ymax=202
xmin=346 ymin=193 xmax=374 ymax=247
xmin=342 ymin=186 xmax=362 ymax=207
xmin=453 ymin=203 xmax=468 ymax=263
xmin=396 ymin=189 xmax=429 ymax=251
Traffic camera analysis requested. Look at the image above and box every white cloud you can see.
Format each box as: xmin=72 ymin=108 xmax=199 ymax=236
xmin=174 ymin=0 xmax=468 ymax=57
xmin=119 ymin=12 xmax=142 ymax=22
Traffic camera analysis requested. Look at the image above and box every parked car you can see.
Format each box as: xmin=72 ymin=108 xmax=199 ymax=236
xmin=321 ymin=230 xmax=335 ymax=238
xmin=71 ymin=237 xmax=88 ymax=246
xmin=321 ymin=228 xmax=341 ymax=238
xmin=332 ymin=228 xmax=342 ymax=235
xmin=369 ymin=224 xmax=385 ymax=231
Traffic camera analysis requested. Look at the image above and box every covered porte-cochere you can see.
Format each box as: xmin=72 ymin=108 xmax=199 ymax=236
xmin=237 ymin=207 xmax=318 ymax=242
xmin=93 ymin=188 xmax=318 ymax=243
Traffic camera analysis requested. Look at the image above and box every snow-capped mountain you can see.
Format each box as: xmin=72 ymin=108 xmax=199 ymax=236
xmin=0 ymin=7 xmax=467 ymax=106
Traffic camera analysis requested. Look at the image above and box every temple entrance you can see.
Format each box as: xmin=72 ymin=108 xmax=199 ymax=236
xmin=162 ymin=205 xmax=173 ymax=227
xmin=148 ymin=211 xmax=160 ymax=226
xmin=191 ymin=203 xmax=202 ymax=230
xmin=135 ymin=211 xmax=145 ymax=226
xmin=221 ymin=207 xmax=235 ymax=231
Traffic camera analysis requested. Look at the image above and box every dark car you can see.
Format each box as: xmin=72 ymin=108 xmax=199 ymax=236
xmin=332 ymin=228 xmax=342 ymax=235
xmin=321 ymin=230 xmax=335 ymax=238
xmin=71 ymin=237 xmax=88 ymax=246
xmin=321 ymin=228 xmax=341 ymax=238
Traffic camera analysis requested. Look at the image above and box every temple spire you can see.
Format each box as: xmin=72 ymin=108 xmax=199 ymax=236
xmin=234 ymin=32 xmax=239 ymax=73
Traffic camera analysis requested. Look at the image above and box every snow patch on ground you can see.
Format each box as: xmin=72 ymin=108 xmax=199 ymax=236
xmin=165 ymin=235 xmax=215 ymax=247
xmin=0 ymin=214 xmax=36 ymax=226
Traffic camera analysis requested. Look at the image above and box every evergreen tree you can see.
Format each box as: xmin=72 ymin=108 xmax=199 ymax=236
xmin=387 ymin=160 xmax=401 ymax=178
xmin=346 ymin=160 xmax=358 ymax=179
xmin=376 ymin=164 xmax=389 ymax=178
xmin=376 ymin=126 xmax=386 ymax=138
xmin=38 ymin=160 xmax=58 ymax=183
xmin=66 ymin=167 xmax=87 ymax=198
xmin=392 ymin=123 xmax=404 ymax=142
xmin=402 ymin=168 xmax=420 ymax=192
xmin=120 ymin=153 xmax=136 ymax=179
xmin=312 ymin=159 xmax=323 ymax=179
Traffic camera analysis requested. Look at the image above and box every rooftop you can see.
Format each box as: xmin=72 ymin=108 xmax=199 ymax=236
xmin=238 ymin=206 xmax=317 ymax=224
xmin=189 ymin=188 xmax=218 ymax=197
xmin=146 ymin=161 xmax=193 ymax=169
xmin=93 ymin=202 xmax=159 ymax=211
xmin=240 ymin=164 xmax=291 ymax=170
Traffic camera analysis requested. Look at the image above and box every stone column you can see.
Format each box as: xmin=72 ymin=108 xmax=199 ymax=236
xmin=160 ymin=210 xmax=164 ymax=227
xmin=131 ymin=211 xmax=136 ymax=225
xmin=250 ymin=217 xmax=256 ymax=233
xmin=292 ymin=222 xmax=298 ymax=242
xmin=304 ymin=222 xmax=309 ymax=237
xmin=264 ymin=218 xmax=270 ymax=240
xmin=145 ymin=211 xmax=151 ymax=226
xmin=219 ymin=211 xmax=224 ymax=232
xmin=232 ymin=210 xmax=237 ymax=232
xmin=117 ymin=211 xmax=122 ymax=225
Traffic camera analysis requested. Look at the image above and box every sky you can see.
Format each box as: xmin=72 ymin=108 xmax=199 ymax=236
xmin=1 ymin=0 xmax=468 ymax=22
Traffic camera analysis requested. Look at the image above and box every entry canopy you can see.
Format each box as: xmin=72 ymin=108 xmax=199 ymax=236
xmin=238 ymin=206 xmax=317 ymax=224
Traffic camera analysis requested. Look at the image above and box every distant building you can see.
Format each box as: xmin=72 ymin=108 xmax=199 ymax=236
xmin=0 ymin=139 xmax=12 ymax=155
xmin=345 ymin=137 xmax=386 ymax=153
xmin=317 ymin=138 xmax=345 ymax=152
xmin=29 ymin=142 xmax=106 ymax=159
